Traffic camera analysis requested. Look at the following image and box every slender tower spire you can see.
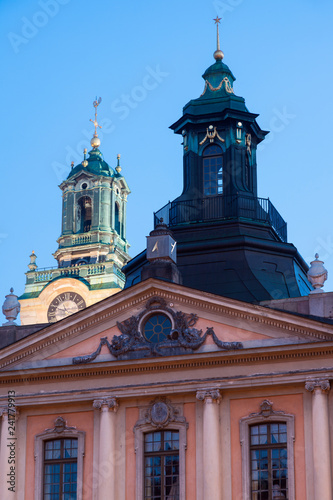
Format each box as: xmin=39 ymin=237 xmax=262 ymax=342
xmin=213 ymin=16 xmax=224 ymax=61
xmin=90 ymin=97 xmax=102 ymax=148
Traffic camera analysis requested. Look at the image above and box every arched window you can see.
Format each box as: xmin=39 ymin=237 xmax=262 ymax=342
xmin=77 ymin=196 xmax=92 ymax=233
xmin=115 ymin=202 xmax=121 ymax=235
xmin=203 ymin=144 xmax=223 ymax=196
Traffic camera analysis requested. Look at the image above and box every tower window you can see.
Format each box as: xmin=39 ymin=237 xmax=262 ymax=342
xmin=77 ymin=196 xmax=92 ymax=233
xmin=203 ymin=144 xmax=223 ymax=196
xmin=115 ymin=202 xmax=121 ymax=235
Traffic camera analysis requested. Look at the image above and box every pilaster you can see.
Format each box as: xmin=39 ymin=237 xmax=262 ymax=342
xmin=305 ymin=378 xmax=332 ymax=500
xmin=196 ymin=389 xmax=221 ymax=500
xmin=93 ymin=397 xmax=119 ymax=500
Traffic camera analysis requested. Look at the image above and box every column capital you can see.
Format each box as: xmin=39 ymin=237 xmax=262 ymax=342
xmin=305 ymin=378 xmax=330 ymax=394
xmin=93 ymin=396 xmax=119 ymax=412
xmin=196 ymin=388 xmax=221 ymax=404
xmin=0 ymin=406 xmax=19 ymax=419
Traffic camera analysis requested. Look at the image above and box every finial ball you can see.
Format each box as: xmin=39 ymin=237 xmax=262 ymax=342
xmin=91 ymin=136 xmax=101 ymax=148
xmin=213 ymin=49 xmax=224 ymax=61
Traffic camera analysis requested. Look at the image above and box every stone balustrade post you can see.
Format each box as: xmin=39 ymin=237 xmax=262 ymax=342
xmin=93 ymin=397 xmax=118 ymax=500
xmin=196 ymin=388 xmax=221 ymax=500
xmin=305 ymin=379 xmax=332 ymax=500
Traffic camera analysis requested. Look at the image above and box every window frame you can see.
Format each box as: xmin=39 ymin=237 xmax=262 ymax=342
xmin=34 ymin=419 xmax=85 ymax=500
xmin=239 ymin=409 xmax=295 ymax=500
xmin=134 ymin=418 xmax=187 ymax=500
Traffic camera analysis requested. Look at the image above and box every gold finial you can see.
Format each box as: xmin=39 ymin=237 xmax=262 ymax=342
xmin=71 ymin=161 xmax=74 ymax=169
xmin=90 ymin=97 xmax=102 ymax=149
xmin=213 ymin=16 xmax=224 ymax=61
xmin=116 ymin=153 xmax=121 ymax=173
xmin=81 ymin=148 xmax=88 ymax=168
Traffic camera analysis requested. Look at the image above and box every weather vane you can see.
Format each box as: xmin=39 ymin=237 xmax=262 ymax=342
xmin=90 ymin=97 xmax=102 ymax=138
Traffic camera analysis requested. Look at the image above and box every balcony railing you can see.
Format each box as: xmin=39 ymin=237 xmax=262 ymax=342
xmin=154 ymin=195 xmax=287 ymax=242
xmin=28 ymin=263 xmax=114 ymax=284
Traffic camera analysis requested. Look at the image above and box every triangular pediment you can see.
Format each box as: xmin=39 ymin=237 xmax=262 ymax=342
xmin=1 ymin=279 xmax=333 ymax=372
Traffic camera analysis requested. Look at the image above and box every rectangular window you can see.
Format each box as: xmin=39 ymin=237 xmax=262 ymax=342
xmin=43 ymin=438 xmax=78 ymax=500
xmin=144 ymin=430 xmax=179 ymax=500
xmin=250 ymin=423 xmax=288 ymax=499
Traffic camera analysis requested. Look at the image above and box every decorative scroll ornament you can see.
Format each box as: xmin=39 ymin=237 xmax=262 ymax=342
xmin=45 ymin=417 xmax=76 ymax=435
xmin=245 ymin=133 xmax=252 ymax=156
xmin=199 ymin=125 xmax=225 ymax=146
xmin=196 ymin=388 xmax=221 ymax=404
xmin=248 ymin=400 xmax=286 ymax=419
xmin=305 ymin=378 xmax=330 ymax=393
xmin=135 ymin=397 xmax=186 ymax=430
xmin=201 ymin=77 xmax=234 ymax=97
xmin=72 ymin=297 xmax=243 ymax=363
xmin=93 ymin=397 xmax=119 ymax=411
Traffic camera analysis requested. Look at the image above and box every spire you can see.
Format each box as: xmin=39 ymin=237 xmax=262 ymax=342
xmin=213 ymin=16 xmax=224 ymax=61
xmin=90 ymin=97 xmax=102 ymax=149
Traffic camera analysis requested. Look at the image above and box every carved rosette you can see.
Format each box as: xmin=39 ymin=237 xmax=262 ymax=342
xmin=93 ymin=397 xmax=119 ymax=412
xmin=196 ymin=389 xmax=221 ymax=404
xmin=305 ymin=379 xmax=330 ymax=394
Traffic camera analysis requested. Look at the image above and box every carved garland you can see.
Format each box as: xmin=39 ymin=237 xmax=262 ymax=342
xmin=201 ymin=77 xmax=234 ymax=96
xmin=72 ymin=296 xmax=242 ymax=364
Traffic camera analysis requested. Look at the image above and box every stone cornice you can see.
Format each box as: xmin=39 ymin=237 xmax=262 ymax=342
xmin=1 ymin=341 xmax=333 ymax=389
xmin=2 ymin=280 xmax=333 ymax=370
xmin=2 ymin=368 xmax=333 ymax=407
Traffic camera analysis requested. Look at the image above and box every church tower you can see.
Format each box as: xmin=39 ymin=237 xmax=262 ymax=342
xmin=124 ymin=19 xmax=312 ymax=302
xmin=20 ymin=99 xmax=131 ymax=324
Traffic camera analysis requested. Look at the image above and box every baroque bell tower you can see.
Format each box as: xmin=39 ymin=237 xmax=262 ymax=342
xmin=20 ymin=99 xmax=131 ymax=325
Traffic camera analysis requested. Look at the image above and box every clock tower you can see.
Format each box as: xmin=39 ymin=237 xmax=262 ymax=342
xmin=20 ymin=99 xmax=131 ymax=324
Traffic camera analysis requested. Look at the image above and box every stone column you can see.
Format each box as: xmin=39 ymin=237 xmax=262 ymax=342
xmin=196 ymin=389 xmax=221 ymax=500
xmin=93 ymin=397 xmax=118 ymax=500
xmin=305 ymin=379 xmax=332 ymax=500
xmin=0 ymin=407 xmax=17 ymax=500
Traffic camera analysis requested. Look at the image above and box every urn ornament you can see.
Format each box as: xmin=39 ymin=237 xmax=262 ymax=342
xmin=307 ymin=254 xmax=328 ymax=293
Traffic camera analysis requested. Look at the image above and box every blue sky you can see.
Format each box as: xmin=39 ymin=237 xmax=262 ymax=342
xmin=1 ymin=0 xmax=333 ymax=319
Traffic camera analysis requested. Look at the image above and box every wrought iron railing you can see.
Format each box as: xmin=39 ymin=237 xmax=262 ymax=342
xmin=154 ymin=195 xmax=287 ymax=242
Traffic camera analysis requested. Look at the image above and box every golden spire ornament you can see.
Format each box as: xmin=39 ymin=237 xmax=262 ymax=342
xmin=213 ymin=16 xmax=224 ymax=61
xmin=90 ymin=97 xmax=102 ymax=149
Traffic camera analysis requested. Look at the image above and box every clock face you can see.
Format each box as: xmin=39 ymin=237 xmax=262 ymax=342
xmin=47 ymin=292 xmax=86 ymax=323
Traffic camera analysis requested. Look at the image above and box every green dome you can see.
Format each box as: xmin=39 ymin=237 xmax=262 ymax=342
xmin=67 ymin=148 xmax=114 ymax=179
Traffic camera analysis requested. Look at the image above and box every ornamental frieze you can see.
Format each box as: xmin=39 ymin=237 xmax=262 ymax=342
xmin=72 ymin=296 xmax=242 ymax=363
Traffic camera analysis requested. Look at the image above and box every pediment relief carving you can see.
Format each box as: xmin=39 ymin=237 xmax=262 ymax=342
xmin=72 ymin=296 xmax=242 ymax=363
